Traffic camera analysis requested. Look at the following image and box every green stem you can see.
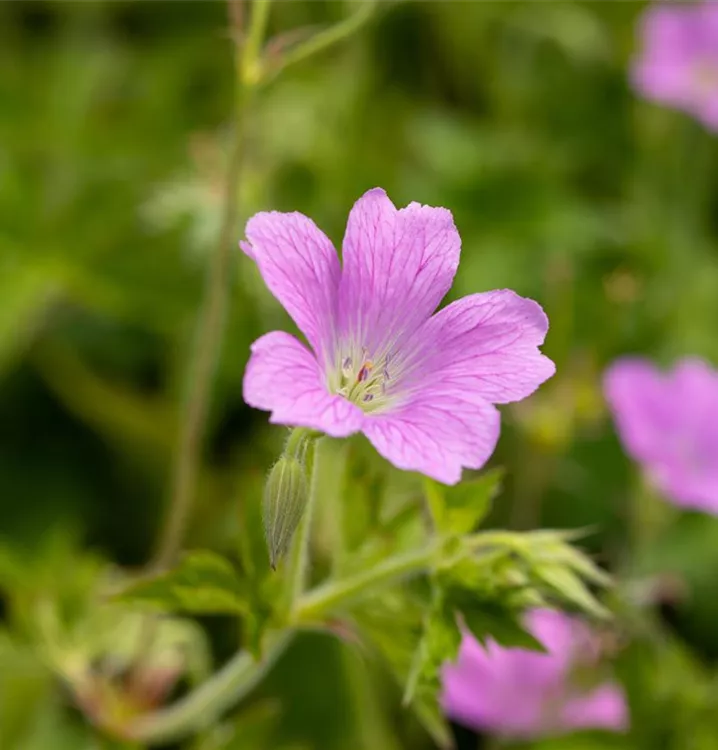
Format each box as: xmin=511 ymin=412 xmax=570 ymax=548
xmin=293 ymin=545 xmax=437 ymax=622
xmin=286 ymin=436 xmax=326 ymax=608
xmin=127 ymin=631 xmax=292 ymax=746
xmin=241 ymin=0 xmax=272 ymax=85
xmin=293 ymin=530 xmax=524 ymax=623
xmin=151 ymin=0 xmax=271 ymax=572
xmin=285 ymin=426 xmax=313 ymax=461
xmin=630 ymin=472 xmax=675 ymax=562
xmin=321 ymin=439 xmax=349 ymax=576
xmin=266 ymin=0 xmax=376 ymax=82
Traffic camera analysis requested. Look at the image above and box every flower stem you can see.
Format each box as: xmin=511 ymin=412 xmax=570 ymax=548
xmin=151 ymin=0 xmax=271 ymax=573
xmin=293 ymin=546 xmax=437 ymax=623
xmin=127 ymin=630 xmax=292 ymax=745
xmin=285 ymin=436 xmax=326 ymax=609
xmin=292 ymin=530 xmax=525 ymax=623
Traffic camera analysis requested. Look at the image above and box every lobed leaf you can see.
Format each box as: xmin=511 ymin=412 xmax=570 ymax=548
xmin=116 ymin=551 xmax=249 ymax=616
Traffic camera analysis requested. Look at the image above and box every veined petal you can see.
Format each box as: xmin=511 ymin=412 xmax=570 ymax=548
xmin=338 ymin=188 xmax=460 ymax=356
xmin=241 ymin=211 xmax=340 ymax=361
xmin=401 ymin=290 xmax=555 ymax=405
xmin=243 ymin=331 xmax=363 ymax=438
xmin=361 ymin=392 xmax=500 ymax=485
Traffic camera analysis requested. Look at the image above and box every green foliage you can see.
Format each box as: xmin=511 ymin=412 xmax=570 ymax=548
xmin=118 ymin=551 xmax=251 ymax=621
xmin=424 ymin=467 xmax=504 ymax=535
xmin=402 ymin=529 xmax=607 ymax=710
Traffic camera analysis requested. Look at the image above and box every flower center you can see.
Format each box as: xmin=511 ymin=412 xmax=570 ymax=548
xmin=329 ymin=347 xmax=393 ymax=413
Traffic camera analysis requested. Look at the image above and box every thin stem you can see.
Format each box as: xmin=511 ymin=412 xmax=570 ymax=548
xmin=629 ymin=472 xmax=674 ymax=563
xmin=286 ymin=436 xmax=325 ymax=608
xmin=266 ymin=0 xmax=376 ymax=82
xmin=241 ymin=0 xmax=272 ymax=85
xmin=292 ymin=530 xmax=525 ymax=623
xmin=151 ymin=1 xmax=270 ymax=572
xmin=127 ymin=631 xmax=292 ymax=745
xmin=293 ymin=545 xmax=437 ymax=623
xmin=321 ymin=439 xmax=349 ymax=576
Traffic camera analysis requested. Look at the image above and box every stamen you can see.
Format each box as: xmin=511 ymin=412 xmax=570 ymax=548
xmin=357 ymin=361 xmax=373 ymax=382
xmin=333 ymin=344 xmax=394 ymax=413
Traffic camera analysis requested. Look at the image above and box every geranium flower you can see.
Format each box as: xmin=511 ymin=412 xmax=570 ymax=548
xmin=604 ymin=357 xmax=718 ymax=513
xmin=632 ymin=1 xmax=718 ymax=130
xmin=241 ymin=188 xmax=554 ymax=484
xmin=441 ymin=609 xmax=628 ymax=738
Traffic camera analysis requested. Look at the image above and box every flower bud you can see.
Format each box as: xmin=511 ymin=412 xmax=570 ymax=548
xmin=263 ymin=453 xmax=309 ymax=569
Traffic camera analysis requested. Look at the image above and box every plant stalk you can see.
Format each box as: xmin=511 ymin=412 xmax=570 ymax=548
xmin=151 ymin=0 xmax=271 ymax=572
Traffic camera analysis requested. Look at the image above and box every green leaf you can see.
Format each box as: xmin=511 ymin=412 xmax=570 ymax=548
xmin=424 ymin=467 xmax=503 ymax=535
xmin=404 ymin=587 xmax=461 ymax=706
xmin=117 ymin=551 xmax=249 ymax=616
xmin=460 ymin=600 xmax=546 ymax=652
xmin=533 ymin=562 xmax=608 ymax=619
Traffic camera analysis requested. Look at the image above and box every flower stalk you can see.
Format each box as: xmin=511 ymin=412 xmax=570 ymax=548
xmin=285 ymin=435 xmax=326 ymax=607
xmin=126 ymin=630 xmax=293 ymax=745
xmin=151 ymin=0 xmax=271 ymax=573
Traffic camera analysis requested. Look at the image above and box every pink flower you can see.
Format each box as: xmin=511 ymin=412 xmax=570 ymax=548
xmin=441 ymin=609 xmax=628 ymax=738
xmin=632 ymin=1 xmax=718 ymax=130
xmin=240 ymin=188 xmax=554 ymax=484
xmin=604 ymin=357 xmax=718 ymax=513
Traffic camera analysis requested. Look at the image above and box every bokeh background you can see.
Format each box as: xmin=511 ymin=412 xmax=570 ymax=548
xmin=3 ymin=1 xmax=718 ymax=749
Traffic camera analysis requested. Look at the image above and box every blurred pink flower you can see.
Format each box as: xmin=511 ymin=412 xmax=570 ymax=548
xmin=240 ymin=188 xmax=554 ymax=484
xmin=604 ymin=357 xmax=718 ymax=513
xmin=632 ymin=1 xmax=718 ymax=130
xmin=441 ymin=609 xmax=628 ymax=738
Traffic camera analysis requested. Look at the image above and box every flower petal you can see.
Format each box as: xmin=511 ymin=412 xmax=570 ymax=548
xmin=603 ymin=358 xmax=679 ymax=464
xmin=243 ymin=331 xmax=363 ymax=438
xmin=241 ymin=211 xmax=340 ymax=361
xmin=361 ymin=392 xmax=499 ymax=484
xmin=560 ymin=684 xmax=629 ymax=733
xmin=400 ymin=290 xmax=554 ymax=405
xmin=338 ymin=187 xmax=460 ymax=355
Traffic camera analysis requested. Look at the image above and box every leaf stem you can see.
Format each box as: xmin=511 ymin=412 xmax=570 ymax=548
xmin=293 ymin=546 xmax=438 ymax=623
xmin=266 ymin=0 xmax=376 ymax=82
xmin=292 ymin=530 xmax=530 ymax=623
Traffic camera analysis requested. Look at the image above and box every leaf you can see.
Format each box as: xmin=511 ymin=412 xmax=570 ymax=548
xmin=460 ymin=600 xmax=546 ymax=652
xmin=533 ymin=562 xmax=608 ymax=619
xmin=404 ymin=587 xmax=461 ymax=706
xmin=0 ymin=261 xmax=61 ymax=375
xmin=117 ymin=551 xmax=249 ymax=616
xmin=424 ymin=467 xmax=503 ymax=535
xmin=352 ymin=595 xmax=453 ymax=748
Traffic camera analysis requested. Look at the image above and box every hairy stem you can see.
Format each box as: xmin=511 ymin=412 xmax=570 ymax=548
xmin=127 ymin=631 xmax=292 ymax=745
xmin=292 ymin=530 xmax=525 ymax=623
xmin=286 ymin=436 xmax=326 ymax=608
xmin=152 ymin=0 xmax=270 ymax=572
xmin=293 ymin=546 xmax=437 ymax=623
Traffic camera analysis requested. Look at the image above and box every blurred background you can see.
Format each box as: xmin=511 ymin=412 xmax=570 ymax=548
xmin=3 ymin=1 xmax=718 ymax=749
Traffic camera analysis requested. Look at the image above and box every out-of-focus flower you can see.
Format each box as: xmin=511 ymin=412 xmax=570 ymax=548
xmin=240 ymin=188 xmax=554 ymax=484
xmin=604 ymin=357 xmax=718 ymax=513
xmin=441 ymin=609 xmax=628 ymax=738
xmin=632 ymin=2 xmax=718 ymax=130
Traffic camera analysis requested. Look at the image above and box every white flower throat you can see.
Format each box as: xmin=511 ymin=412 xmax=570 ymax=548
xmin=329 ymin=346 xmax=393 ymax=413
